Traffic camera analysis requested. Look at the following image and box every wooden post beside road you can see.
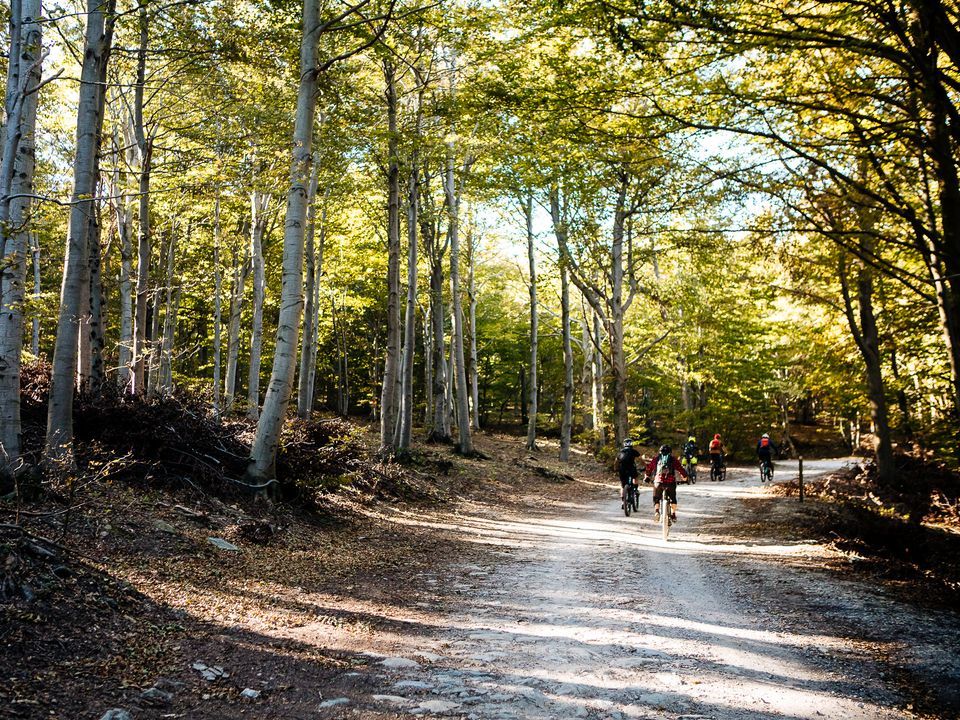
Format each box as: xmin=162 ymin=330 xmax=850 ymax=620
xmin=799 ymin=456 xmax=804 ymax=502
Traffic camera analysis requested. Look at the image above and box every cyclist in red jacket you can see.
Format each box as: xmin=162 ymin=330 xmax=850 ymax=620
xmin=644 ymin=445 xmax=687 ymax=522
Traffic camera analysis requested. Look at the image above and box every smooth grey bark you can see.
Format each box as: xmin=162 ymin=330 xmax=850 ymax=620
xmin=467 ymin=223 xmax=479 ymax=431
xmin=592 ymin=310 xmax=606 ymax=446
xmin=132 ymin=4 xmax=152 ymax=394
xmin=580 ymin=313 xmax=593 ymax=431
xmin=332 ymin=296 xmax=349 ymax=416
xmin=422 ymin=171 xmax=450 ymax=441
xmin=421 ymin=300 xmax=432 ymax=427
xmin=247 ymin=189 xmax=270 ymax=420
xmin=45 ymin=0 xmax=116 ymax=465
xmin=559 ymin=261 xmax=574 ymax=461
xmin=444 ymin=144 xmax=472 ymax=454
xmin=396 ymin=151 xmax=419 ymax=451
xmin=0 ymin=0 xmax=41 ymax=468
xmin=246 ymin=0 xmax=321 ymax=481
xmin=306 ymin=188 xmax=326 ymax=410
xmin=212 ymin=196 xmax=222 ymax=418
xmin=158 ymin=222 xmax=179 ymax=395
xmin=524 ymin=194 xmax=538 ymax=450
xmin=113 ymin=127 xmax=134 ymax=392
xmin=223 ymin=244 xmax=250 ymax=411
xmin=379 ymin=60 xmax=401 ymax=455
xmin=0 ymin=0 xmax=23 ymax=177
xmin=297 ymin=150 xmax=321 ymax=419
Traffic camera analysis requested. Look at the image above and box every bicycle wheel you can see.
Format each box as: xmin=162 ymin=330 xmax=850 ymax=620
xmin=624 ymin=487 xmax=632 ymax=517
xmin=661 ymin=494 xmax=670 ymax=540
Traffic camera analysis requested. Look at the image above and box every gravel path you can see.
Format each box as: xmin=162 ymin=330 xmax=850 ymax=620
xmin=307 ymin=461 xmax=960 ymax=719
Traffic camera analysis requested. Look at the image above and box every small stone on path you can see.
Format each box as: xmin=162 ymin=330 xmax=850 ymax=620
xmin=393 ymin=680 xmax=434 ymax=690
xmin=317 ymin=697 xmax=350 ymax=708
xmin=372 ymin=694 xmax=411 ymax=704
xmin=240 ymin=688 xmax=261 ymax=699
xmin=99 ymin=712 xmax=132 ymax=720
xmin=380 ymin=656 xmax=420 ymax=669
xmin=417 ymin=699 xmax=461 ymax=713
xmin=207 ymin=537 xmax=239 ymax=551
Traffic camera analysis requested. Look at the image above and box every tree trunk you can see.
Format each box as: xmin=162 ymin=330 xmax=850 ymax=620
xmin=445 ymin=145 xmax=472 ymax=454
xmin=839 ymin=246 xmax=896 ymax=485
xmin=467 ymin=221 xmax=480 ymax=432
xmin=559 ymin=261 xmax=574 ymax=462
xmin=86 ymin=200 xmax=105 ymax=390
xmin=425 ymin=203 xmax=449 ymax=441
xmin=580 ymin=314 xmax=593 ymax=431
xmin=158 ymin=221 xmax=179 ymax=396
xmin=608 ymin=183 xmax=629 ymax=445
xmin=396 ymin=158 xmax=419 ymax=451
xmin=0 ymin=0 xmax=41 ymax=468
xmin=246 ymin=0 xmax=320 ymax=481
xmin=297 ymin=150 xmax=321 ymax=419
xmin=247 ymin=189 xmax=269 ymax=420
xmin=223 ymin=244 xmax=250 ymax=411
xmin=132 ymin=4 xmax=151 ymax=395
xmin=379 ymin=60 xmax=401 ymax=455
xmin=115 ymin=150 xmax=134 ymax=392
xmin=524 ymin=195 xmax=538 ymax=450
xmin=422 ymin=301 xmax=432 ymax=427
xmin=45 ymin=0 xmax=116 ymax=465
xmin=30 ymin=233 xmax=40 ymax=356
xmin=913 ymin=7 xmax=960 ymax=422
xmin=212 ymin=196 xmax=222 ymax=418
xmin=146 ymin=284 xmax=161 ymax=397
xmin=592 ymin=311 xmax=606 ymax=446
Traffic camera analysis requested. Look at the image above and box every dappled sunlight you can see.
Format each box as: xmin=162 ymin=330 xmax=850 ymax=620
xmin=375 ymin=497 xmax=827 ymax=559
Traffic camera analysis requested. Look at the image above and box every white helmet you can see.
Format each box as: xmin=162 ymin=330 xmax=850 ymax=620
xmin=762 ymin=433 xmax=770 ymax=439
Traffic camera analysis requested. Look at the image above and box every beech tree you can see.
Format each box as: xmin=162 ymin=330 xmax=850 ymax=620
xmin=0 ymin=0 xmax=44 ymax=470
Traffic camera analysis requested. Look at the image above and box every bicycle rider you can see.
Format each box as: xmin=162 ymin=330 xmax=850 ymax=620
xmin=757 ymin=433 xmax=778 ymax=481
xmin=644 ymin=444 xmax=687 ymax=522
xmin=615 ymin=438 xmax=641 ymax=508
xmin=682 ymin=435 xmax=699 ymax=476
xmin=708 ymin=433 xmax=727 ymax=481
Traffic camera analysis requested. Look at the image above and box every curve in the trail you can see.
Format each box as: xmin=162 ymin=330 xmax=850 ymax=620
xmin=311 ymin=461 xmax=960 ymax=720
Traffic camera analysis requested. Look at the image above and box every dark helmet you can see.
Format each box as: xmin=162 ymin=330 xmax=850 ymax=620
xmin=659 ymin=444 xmax=671 ymax=455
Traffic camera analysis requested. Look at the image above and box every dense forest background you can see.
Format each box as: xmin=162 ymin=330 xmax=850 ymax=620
xmin=2 ymin=0 xmax=958 ymax=484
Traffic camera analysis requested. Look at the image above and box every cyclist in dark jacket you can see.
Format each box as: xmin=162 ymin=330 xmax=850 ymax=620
xmin=757 ymin=433 xmax=778 ymax=481
xmin=616 ymin=438 xmax=641 ymax=508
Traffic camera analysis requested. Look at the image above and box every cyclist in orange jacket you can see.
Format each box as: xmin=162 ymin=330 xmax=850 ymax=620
xmin=708 ymin=433 xmax=727 ymax=481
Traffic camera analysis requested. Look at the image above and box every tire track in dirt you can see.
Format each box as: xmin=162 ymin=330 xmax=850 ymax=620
xmin=306 ymin=461 xmax=960 ymax=719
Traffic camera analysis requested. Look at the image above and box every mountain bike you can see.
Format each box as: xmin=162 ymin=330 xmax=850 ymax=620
xmin=759 ymin=458 xmax=774 ymax=483
xmin=710 ymin=455 xmax=727 ymax=482
xmin=681 ymin=456 xmax=697 ymax=484
xmin=659 ymin=488 xmax=672 ymax=540
xmin=623 ymin=478 xmax=639 ymax=516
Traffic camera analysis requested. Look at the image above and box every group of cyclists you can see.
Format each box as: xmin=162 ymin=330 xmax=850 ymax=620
xmin=615 ymin=432 xmax=779 ymax=523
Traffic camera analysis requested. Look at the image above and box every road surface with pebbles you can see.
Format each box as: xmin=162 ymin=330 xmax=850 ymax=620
xmin=293 ymin=460 xmax=960 ymax=720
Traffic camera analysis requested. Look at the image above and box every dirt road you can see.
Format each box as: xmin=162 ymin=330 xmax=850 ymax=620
xmin=292 ymin=459 xmax=960 ymax=719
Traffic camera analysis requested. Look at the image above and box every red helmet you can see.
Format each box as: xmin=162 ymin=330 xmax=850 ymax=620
xmin=714 ymin=433 xmax=721 ymax=439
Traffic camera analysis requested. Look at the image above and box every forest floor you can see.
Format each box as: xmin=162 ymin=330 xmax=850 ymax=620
xmin=3 ymin=429 xmax=960 ymax=720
